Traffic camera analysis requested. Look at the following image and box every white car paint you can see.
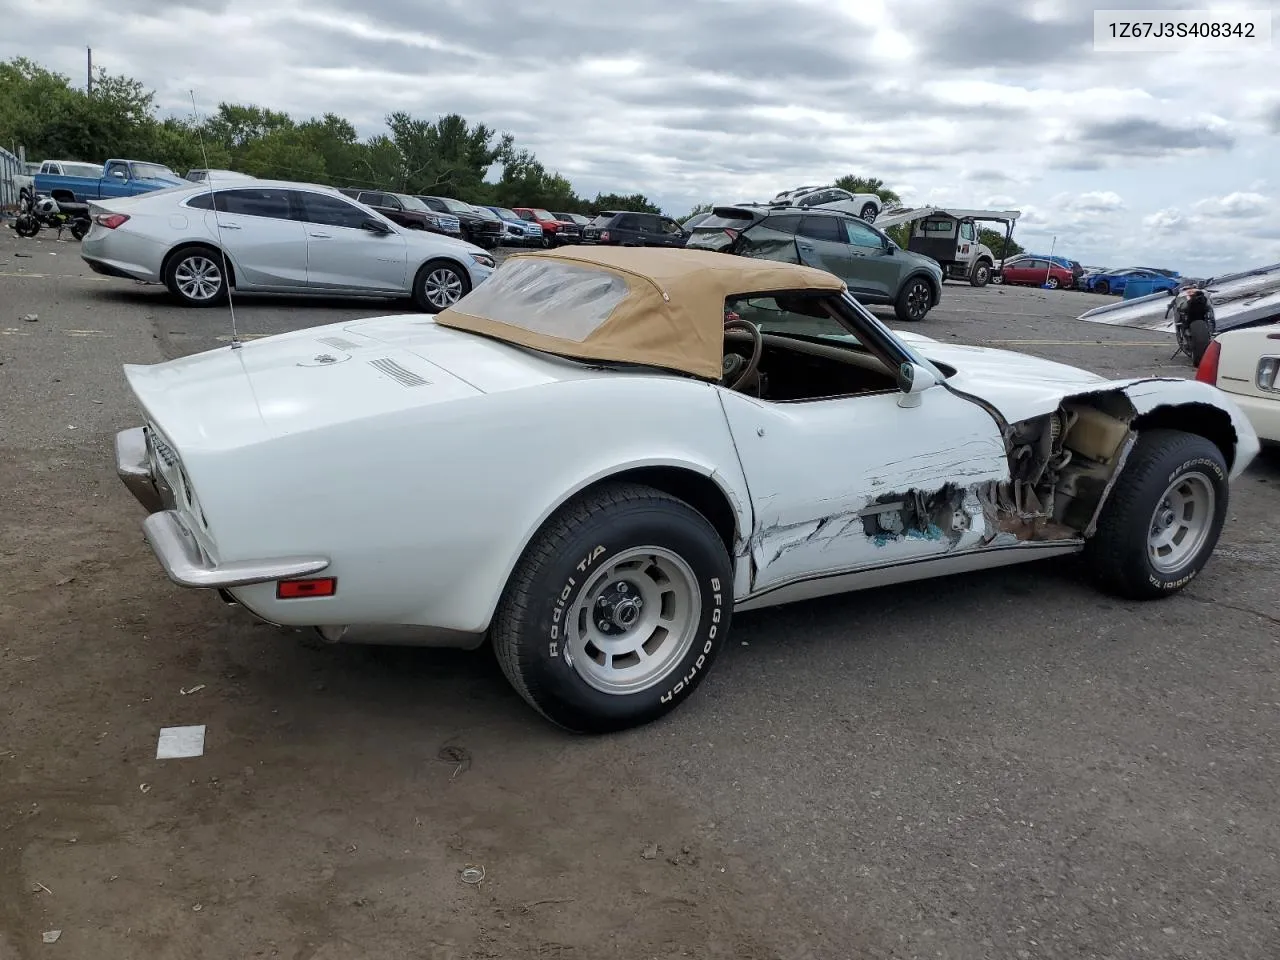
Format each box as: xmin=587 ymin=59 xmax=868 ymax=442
xmin=115 ymin=304 xmax=1261 ymax=649
xmin=772 ymin=186 xmax=883 ymax=220
xmin=1207 ymin=321 xmax=1280 ymax=444
xmin=79 ymin=178 xmax=494 ymax=301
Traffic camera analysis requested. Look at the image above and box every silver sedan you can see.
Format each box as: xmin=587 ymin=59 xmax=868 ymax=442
xmin=80 ymin=179 xmax=495 ymax=311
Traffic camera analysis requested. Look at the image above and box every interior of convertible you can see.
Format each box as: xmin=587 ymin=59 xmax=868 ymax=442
xmin=720 ymin=294 xmax=905 ymax=402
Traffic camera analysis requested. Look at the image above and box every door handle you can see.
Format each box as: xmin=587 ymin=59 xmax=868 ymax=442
xmin=309 ymin=232 xmax=332 ymax=239
xmin=217 ymin=221 xmax=241 ymax=230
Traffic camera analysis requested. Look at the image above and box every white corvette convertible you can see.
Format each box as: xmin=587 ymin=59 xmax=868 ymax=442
xmin=115 ymin=247 xmax=1260 ymax=733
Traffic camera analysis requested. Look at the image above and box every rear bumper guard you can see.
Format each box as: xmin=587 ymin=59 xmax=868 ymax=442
xmin=115 ymin=427 xmax=330 ymax=590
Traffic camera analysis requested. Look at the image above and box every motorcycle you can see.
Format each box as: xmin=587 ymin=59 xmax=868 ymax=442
xmin=12 ymin=194 xmax=91 ymax=241
xmin=1164 ymin=285 xmax=1216 ymax=366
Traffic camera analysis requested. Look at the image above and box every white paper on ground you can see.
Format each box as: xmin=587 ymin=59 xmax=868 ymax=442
xmin=156 ymin=725 xmax=206 ymax=760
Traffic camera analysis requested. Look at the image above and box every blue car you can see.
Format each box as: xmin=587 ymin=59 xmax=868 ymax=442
xmin=1084 ymin=267 xmax=1181 ymax=296
xmin=484 ymin=206 xmax=545 ymax=247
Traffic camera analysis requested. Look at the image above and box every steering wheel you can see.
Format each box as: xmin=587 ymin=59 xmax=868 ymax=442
xmin=721 ymin=317 xmax=763 ymax=392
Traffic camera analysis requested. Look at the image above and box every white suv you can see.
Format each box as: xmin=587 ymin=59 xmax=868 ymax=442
xmin=771 ymin=185 xmax=883 ymax=222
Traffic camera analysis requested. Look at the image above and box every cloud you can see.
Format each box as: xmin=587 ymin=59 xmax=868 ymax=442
xmin=1193 ymin=192 xmax=1270 ymax=219
xmin=1071 ymin=116 xmax=1235 ymax=156
xmin=2 ymin=0 xmax=1276 ymax=273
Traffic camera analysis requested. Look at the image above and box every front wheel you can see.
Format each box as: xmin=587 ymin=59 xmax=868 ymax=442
xmin=860 ymin=203 xmax=877 ymax=222
xmin=971 ymin=261 xmax=991 ymax=287
xmin=1095 ymin=279 xmax=1111 ymax=295
xmin=1045 ymin=276 xmax=1061 ymax=289
xmin=1084 ymin=429 xmax=1228 ymax=600
xmin=492 ymin=482 xmax=732 ymax=734
xmin=411 ymin=259 xmax=471 ymax=313
xmin=895 ymin=277 xmax=933 ymax=322
xmin=14 ymin=215 xmax=40 ymax=238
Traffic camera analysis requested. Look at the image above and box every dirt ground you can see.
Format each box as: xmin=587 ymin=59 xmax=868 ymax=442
xmin=3 ymin=228 xmax=1279 ymax=960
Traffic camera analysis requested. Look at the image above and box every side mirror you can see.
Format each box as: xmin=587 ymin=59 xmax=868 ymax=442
xmin=110 ymin=170 xmax=126 ymax=179
xmin=362 ymin=218 xmax=391 ymax=234
xmin=883 ymin=241 xmax=895 ymax=255
xmin=896 ymin=362 xmax=939 ymax=408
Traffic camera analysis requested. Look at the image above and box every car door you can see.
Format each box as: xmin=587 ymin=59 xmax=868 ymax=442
xmin=1006 ymin=258 xmax=1040 ymax=285
xmin=794 ymin=215 xmax=857 ymax=288
xmin=717 ymin=296 xmax=1010 ymax=596
xmin=100 ymin=161 xmax=134 ymax=198
xmin=842 ymin=218 xmax=900 ymax=299
xmin=296 ymin=190 xmax=408 ymax=293
xmin=657 ymin=216 xmax=687 ymax=247
xmin=613 ymin=213 xmax=642 ymax=245
xmin=198 ymin=187 xmax=309 ymax=289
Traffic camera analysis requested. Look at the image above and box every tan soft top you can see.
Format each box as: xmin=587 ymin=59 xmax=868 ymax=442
xmin=434 ymin=245 xmax=847 ymax=380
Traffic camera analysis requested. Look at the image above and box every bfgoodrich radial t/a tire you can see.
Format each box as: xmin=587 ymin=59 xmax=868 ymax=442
xmin=492 ymin=482 xmax=733 ymax=734
xmin=1084 ymin=429 xmax=1228 ymax=600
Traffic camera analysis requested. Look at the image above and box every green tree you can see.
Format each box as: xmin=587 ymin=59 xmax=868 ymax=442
xmin=677 ymin=201 xmax=715 ymax=223
xmin=833 ymin=174 xmax=901 ymax=208
xmin=589 ymin=192 xmax=662 ymax=215
xmin=978 ymin=227 xmax=1023 ymax=258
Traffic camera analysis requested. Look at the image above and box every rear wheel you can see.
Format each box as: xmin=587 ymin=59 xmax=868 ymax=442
xmin=492 ymin=482 xmax=732 ymax=734
xmin=1095 ymin=279 xmax=1111 ymax=295
xmin=411 ymin=259 xmax=471 ymax=312
xmin=1045 ymin=276 xmax=1061 ymax=289
xmin=895 ymin=277 xmax=934 ymax=322
xmin=1084 ymin=430 xmax=1228 ymax=600
xmin=1186 ymin=318 xmax=1212 ymax=365
xmin=164 ymin=246 xmax=228 ymax=307
xmin=860 ymin=203 xmax=877 ymax=222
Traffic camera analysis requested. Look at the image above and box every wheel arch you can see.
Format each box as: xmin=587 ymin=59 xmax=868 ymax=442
xmin=1129 ymin=401 xmax=1239 ymax=472
xmin=904 ymin=269 xmax=941 ymax=304
xmin=162 ymin=240 xmax=238 ymax=288
xmin=481 ymin=459 xmax=749 ymax=631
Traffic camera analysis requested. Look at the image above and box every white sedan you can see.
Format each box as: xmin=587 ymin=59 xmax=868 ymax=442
xmin=1196 ymin=321 xmax=1280 ymax=444
xmin=113 ymin=247 xmax=1259 ymax=733
xmin=771 ymin=185 xmax=883 ymax=221
xmin=80 ymin=179 xmax=495 ymax=311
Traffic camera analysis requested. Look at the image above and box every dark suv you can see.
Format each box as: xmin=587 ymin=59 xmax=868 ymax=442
xmin=338 ymin=189 xmax=463 ymax=239
xmin=687 ymin=205 xmax=943 ymax=322
xmin=581 ymin=211 xmax=689 ymax=247
xmin=417 ymin=195 xmax=504 ymax=249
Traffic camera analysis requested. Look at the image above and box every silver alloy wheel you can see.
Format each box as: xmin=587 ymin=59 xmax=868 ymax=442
xmin=974 ymin=263 xmax=990 ymax=284
xmin=1046 ymin=276 xmax=1060 ymax=289
xmin=1148 ymin=472 xmax=1215 ymax=574
xmin=174 ymin=255 xmax=223 ymax=301
xmin=563 ymin=546 xmax=701 ymax=696
xmin=422 ymin=267 xmax=464 ymax=308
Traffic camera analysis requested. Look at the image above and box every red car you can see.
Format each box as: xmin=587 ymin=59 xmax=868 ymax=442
xmin=512 ymin=207 xmax=582 ymax=246
xmin=996 ymin=256 xmax=1075 ymax=289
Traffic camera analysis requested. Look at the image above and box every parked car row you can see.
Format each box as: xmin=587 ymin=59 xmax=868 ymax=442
xmin=78 ymin=179 xmax=496 ymax=311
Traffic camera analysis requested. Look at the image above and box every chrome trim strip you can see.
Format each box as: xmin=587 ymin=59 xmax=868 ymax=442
xmin=115 ymin=426 xmax=164 ymax=513
xmin=142 ymin=511 xmax=330 ymax=589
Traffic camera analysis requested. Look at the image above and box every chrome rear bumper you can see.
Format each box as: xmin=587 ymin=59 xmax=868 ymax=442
xmin=115 ymin=426 xmax=167 ymax=514
xmin=115 ymin=427 xmax=330 ymax=590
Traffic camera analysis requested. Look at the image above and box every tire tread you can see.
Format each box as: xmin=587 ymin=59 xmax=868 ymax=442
xmin=492 ymin=482 xmax=722 ymax=732
xmin=1085 ymin=429 xmax=1226 ymax=599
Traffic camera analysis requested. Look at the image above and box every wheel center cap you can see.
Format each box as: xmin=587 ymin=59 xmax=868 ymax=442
xmin=612 ymin=597 xmax=641 ymax=629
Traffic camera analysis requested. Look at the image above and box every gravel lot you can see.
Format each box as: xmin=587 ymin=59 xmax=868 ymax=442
xmin=3 ymin=228 xmax=1279 ymax=960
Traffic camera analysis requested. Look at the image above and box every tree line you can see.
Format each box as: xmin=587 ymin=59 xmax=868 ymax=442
xmin=2 ymin=56 xmax=909 ymax=224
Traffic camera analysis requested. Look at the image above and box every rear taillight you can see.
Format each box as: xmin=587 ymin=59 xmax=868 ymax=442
xmin=723 ymin=228 xmax=740 ymax=241
xmin=95 ymin=213 xmax=130 ymax=229
xmin=1194 ymin=339 xmax=1221 ymax=384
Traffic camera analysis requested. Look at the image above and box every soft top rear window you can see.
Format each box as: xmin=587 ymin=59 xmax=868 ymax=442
xmin=451 ymin=258 xmax=629 ymax=342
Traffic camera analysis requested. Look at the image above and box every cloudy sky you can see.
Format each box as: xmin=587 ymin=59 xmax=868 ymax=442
xmin=4 ymin=0 xmax=1277 ymax=274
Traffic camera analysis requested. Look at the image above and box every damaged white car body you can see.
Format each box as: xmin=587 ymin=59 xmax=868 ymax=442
xmin=115 ymin=246 xmax=1260 ymax=734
